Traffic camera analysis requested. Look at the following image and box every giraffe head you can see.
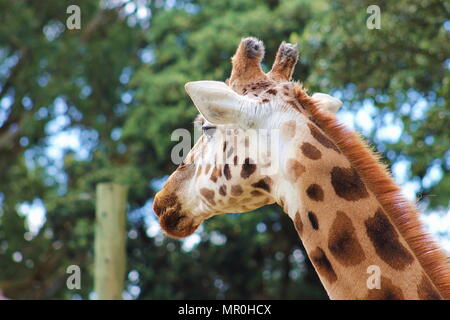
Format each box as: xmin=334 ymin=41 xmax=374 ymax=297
xmin=153 ymin=38 xmax=342 ymax=238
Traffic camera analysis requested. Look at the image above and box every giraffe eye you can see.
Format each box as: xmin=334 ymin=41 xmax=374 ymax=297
xmin=202 ymin=125 xmax=216 ymax=137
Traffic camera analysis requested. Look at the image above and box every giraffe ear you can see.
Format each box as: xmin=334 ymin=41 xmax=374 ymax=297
xmin=311 ymin=93 xmax=343 ymax=114
xmin=185 ymin=81 xmax=253 ymax=125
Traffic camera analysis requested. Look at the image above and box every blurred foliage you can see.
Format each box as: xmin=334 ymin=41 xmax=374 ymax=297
xmin=0 ymin=0 xmax=448 ymax=299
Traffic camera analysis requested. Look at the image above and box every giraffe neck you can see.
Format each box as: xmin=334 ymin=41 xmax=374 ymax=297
xmin=269 ymin=108 xmax=447 ymax=299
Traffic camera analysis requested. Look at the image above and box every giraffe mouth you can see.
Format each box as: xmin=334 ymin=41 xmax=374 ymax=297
xmin=153 ymin=192 xmax=199 ymax=238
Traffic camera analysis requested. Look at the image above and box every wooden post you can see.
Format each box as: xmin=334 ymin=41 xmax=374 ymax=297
xmin=94 ymin=183 xmax=128 ymax=300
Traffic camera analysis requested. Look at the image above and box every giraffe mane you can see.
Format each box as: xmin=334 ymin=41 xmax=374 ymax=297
xmin=293 ymin=84 xmax=450 ymax=299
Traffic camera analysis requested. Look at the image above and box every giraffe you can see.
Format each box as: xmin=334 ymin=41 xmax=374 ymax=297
xmin=153 ymin=37 xmax=450 ymax=300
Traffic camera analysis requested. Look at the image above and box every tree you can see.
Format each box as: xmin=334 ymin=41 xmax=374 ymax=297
xmin=299 ymin=0 xmax=450 ymax=207
xmin=0 ymin=0 xmax=143 ymax=298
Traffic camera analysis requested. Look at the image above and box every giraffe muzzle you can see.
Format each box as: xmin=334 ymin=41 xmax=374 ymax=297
xmin=153 ymin=192 xmax=199 ymax=238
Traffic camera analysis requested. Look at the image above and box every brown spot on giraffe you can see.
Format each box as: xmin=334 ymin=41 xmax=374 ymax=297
xmin=306 ymin=184 xmax=324 ymax=201
xmin=417 ymin=273 xmax=442 ymax=300
xmin=286 ymin=159 xmax=305 ymax=182
xmin=308 ymin=211 xmax=319 ymax=230
xmin=241 ymin=157 xmax=256 ymax=178
xmin=267 ymin=89 xmax=277 ymax=95
xmin=223 ymin=164 xmax=232 ymax=180
xmin=328 ymin=211 xmax=366 ymax=266
xmin=210 ymin=166 xmax=222 ymax=183
xmin=365 ymin=208 xmax=414 ymax=270
xmin=301 ymin=142 xmax=322 ymax=160
xmin=330 ymin=166 xmax=369 ymax=201
xmin=231 ymin=185 xmax=243 ymax=196
xmin=257 ymin=80 xmax=272 ymax=89
xmin=200 ymin=188 xmax=216 ymax=206
xmin=251 ymin=190 xmax=264 ymax=197
xmin=294 ymin=211 xmax=303 ymax=235
xmin=281 ymin=120 xmax=296 ymax=139
xmin=205 ymin=164 xmax=212 ymax=174
xmin=310 ymin=247 xmax=337 ymax=284
xmin=366 ymin=276 xmax=405 ymax=300
xmin=251 ymin=177 xmax=272 ymax=193
xmin=218 ymin=185 xmax=227 ymax=196
xmin=308 ymin=122 xmax=341 ymax=153
xmin=233 ymin=155 xmax=238 ymax=166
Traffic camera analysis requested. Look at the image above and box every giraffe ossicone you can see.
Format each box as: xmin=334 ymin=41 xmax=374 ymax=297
xmin=153 ymin=37 xmax=450 ymax=300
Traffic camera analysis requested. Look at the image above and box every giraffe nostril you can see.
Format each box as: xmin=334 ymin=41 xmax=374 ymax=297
xmin=159 ymin=209 xmax=198 ymax=239
xmin=153 ymin=192 xmax=179 ymax=217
